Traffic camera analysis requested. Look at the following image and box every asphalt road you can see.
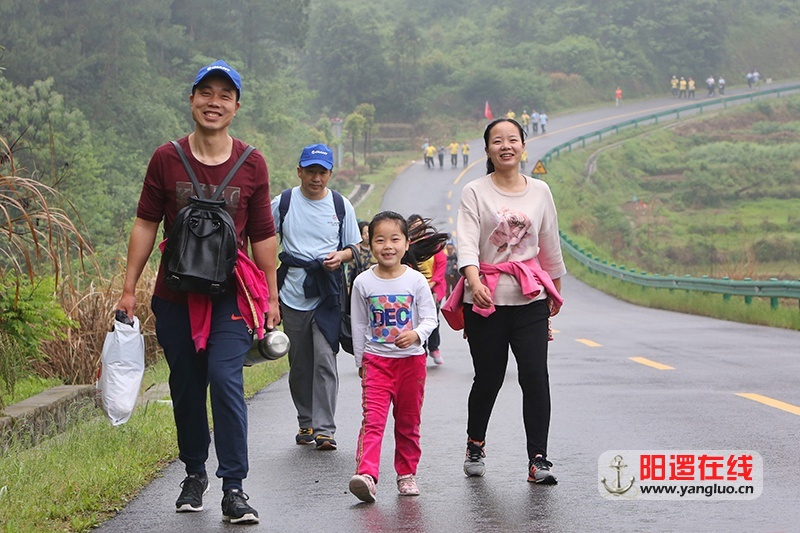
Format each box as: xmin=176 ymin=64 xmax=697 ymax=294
xmin=98 ymin=85 xmax=800 ymax=533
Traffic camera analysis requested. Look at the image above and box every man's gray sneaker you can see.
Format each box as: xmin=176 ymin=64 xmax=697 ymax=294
xmin=464 ymin=439 xmax=486 ymax=477
xmin=175 ymin=472 xmax=209 ymax=512
xmin=528 ymin=454 xmax=558 ymax=485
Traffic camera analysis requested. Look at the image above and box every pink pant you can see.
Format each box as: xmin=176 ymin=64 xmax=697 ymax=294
xmin=355 ymin=353 xmax=426 ymax=484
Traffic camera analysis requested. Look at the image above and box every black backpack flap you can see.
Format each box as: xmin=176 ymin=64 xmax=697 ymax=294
xmin=163 ymin=197 xmax=238 ymax=294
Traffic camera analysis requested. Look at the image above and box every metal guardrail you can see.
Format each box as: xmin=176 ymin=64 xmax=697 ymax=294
xmin=544 ymin=83 xmax=800 ymax=162
xmin=547 ymin=85 xmax=800 ymax=308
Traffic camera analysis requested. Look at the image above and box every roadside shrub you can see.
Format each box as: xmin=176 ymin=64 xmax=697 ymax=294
xmin=372 ymin=139 xmax=413 ymax=152
xmin=751 ymin=236 xmax=800 ymax=262
xmin=0 ymin=275 xmax=75 ymax=401
xmin=366 ymin=154 xmax=387 ymax=171
xmin=336 ymin=168 xmax=359 ymax=182
xmin=0 ymin=275 xmax=74 ymax=350
xmin=665 ymin=239 xmax=724 ymax=266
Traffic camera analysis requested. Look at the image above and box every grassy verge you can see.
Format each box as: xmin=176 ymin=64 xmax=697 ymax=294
xmin=0 ymin=375 xmax=63 ymax=411
xmin=565 ymin=254 xmax=800 ymax=331
xmin=0 ymin=356 xmax=288 ymax=533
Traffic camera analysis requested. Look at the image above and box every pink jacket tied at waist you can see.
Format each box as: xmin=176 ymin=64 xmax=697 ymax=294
xmin=159 ymin=240 xmax=270 ymax=352
xmin=188 ymin=249 xmax=270 ymax=352
xmin=441 ymin=257 xmax=563 ymax=331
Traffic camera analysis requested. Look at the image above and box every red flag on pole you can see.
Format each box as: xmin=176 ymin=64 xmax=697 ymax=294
xmin=484 ymin=100 xmax=493 ymax=120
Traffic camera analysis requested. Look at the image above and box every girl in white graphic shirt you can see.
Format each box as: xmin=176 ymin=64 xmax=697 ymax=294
xmin=347 ymin=211 xmax=443 ymax=503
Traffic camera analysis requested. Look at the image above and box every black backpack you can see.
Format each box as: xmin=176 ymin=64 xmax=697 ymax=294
xmin=278 ymin=188 xmax=356 ymax=354
xmin=161 ymin=140 xmax=255 ymax=295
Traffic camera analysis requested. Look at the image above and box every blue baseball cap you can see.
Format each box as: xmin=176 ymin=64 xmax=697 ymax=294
xmin=193 ymin=60 xmax=242 ymax=98
xmin=299 ymin=143 xmax=334 ymax=170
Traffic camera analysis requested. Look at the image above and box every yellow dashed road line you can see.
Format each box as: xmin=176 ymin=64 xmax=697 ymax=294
xmin=736 ymin=393 xmax=800 ymax=416
xmin=576 ymin=338 xmax=602 ymax=347
xmin=629 ymin=356 xmax=675 ymax=370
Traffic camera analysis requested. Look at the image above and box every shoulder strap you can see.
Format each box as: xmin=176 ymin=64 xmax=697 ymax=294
xmin=170 ymin=140 xmax=255 ymax=201
xmin=278 ymin=188 xmax=292 ymax=242
xmin=210 ymin=145 xmax=255 ymax=201
xmin=331 ymin=190 xmax=345 ymax=251
xmin=170 ymin=140 xmax=205 ymax=199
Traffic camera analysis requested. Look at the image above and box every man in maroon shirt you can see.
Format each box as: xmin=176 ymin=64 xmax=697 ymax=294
xmin=117 ymin=60 xmax=278 ymax=524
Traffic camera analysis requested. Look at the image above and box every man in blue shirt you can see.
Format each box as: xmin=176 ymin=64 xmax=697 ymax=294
xmin=271 ymin=144 xmax=361 ymax=450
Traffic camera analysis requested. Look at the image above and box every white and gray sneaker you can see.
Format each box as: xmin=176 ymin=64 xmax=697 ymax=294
xmin=527 ymin=454 xmax=558 ymax=485
xmin=464 ymin=440 xmax=486 ymax=477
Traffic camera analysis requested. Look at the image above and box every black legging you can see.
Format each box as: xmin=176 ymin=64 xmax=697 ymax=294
xmin=464 ymin=300 xmax=551 ymax=460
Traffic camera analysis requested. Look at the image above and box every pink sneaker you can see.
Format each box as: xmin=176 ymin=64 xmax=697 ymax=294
xmin=430 ymin=350 xmax=443 ymax=365
xmin=396 ymin=474 xmax=419 ymax=496
xmin=349 ymin=474 xmax=377 ymax=503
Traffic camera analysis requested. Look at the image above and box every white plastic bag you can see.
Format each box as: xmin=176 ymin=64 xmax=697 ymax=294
xmin=97 ymin=314 xmax=145 ymax=426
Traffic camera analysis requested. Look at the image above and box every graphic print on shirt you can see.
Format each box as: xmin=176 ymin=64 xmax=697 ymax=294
xmin=488 ymin=207 xmax=533 ymax=255
xmin=368 ymin=294 xmax=415 ymax=344
xmin=176 ymin=181 xmax=241 ymax=218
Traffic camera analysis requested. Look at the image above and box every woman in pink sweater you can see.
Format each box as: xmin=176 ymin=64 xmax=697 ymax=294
xmin=454 ymin=118 xmax=566 ymax=484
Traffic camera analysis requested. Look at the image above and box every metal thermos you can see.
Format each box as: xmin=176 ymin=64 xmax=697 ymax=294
xmin=244 ymin=328 xmax=290 ymax=366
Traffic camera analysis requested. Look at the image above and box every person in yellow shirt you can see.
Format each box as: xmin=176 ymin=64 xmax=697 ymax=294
xmin=449 ymin=141 xmax=460 ymax=168
xmin=461 ymin=142 xmax=470 ymax=167
xmin=424 ymin=143 xmax=437 ymax=169
xmin=520 ymin=149 xmax=528 ymax=171
xmin=520 ymin=110 xmax=531 ymax=135
xmin=505 ymin=109 xmax=516 ymax=119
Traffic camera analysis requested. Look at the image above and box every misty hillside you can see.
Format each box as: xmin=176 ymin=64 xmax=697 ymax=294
xmin=1 ymin=0 xmax=798 ymax=249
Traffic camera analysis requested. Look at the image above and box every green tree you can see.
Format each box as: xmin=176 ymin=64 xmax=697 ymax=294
xmin=0 ymin=77 xmax=117 ymax=243
xmin=304 ymin=5 xmax=389 ymax=114
xmin=238 ymin=0 xmax=310 ymax=73
xmin=343 ymin=113 xmax=366 ymax=168
xmin=354 ymin=103 xmax=376 ymax=162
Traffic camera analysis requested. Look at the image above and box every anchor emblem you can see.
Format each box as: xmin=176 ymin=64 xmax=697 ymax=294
xmin=601 ymin=455 xmax=635 ymax=495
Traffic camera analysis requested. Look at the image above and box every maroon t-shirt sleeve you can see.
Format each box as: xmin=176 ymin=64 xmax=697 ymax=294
xmin=244 ymin=147 xmax=275 ymax=244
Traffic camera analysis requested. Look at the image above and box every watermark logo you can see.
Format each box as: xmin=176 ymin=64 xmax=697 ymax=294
xmin=599 ymin=450 xmax=763 ymax=500
xmin=600 ymin=455 xmax=635 ymax=495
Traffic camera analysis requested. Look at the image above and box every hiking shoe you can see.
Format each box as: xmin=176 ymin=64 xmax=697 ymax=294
xmin=349 ymin=474 xmax=377 ymax=503
xmin=397 ymin=474 xmax=420 ymax=496
xmin=464 ymin=439 xmax=486 ymax=477
xmin=221 ymin=489 xmax=260 ymax=524
xmin=295 ymin=427 xmax=314 ymax=445
xmin=315 ymin=434 xmax=337 ymax=450
xmin=175 ymin=472 xmax=209 ymax=512
xmin=528 ymin=454 xmax=558 ymax=485
xmin=430 ymin=350 xmax=444 ymax=365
